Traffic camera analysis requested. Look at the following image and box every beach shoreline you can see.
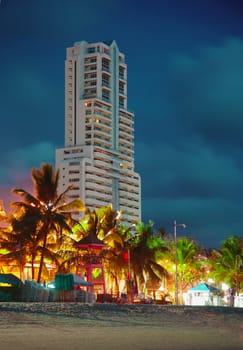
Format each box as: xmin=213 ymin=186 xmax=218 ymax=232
xmin=0 ymin=303 xmax=242 ymax=350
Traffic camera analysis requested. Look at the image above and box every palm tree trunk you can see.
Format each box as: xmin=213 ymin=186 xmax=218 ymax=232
xmin=37 ymin=232 xmax=47 ymax=283
xmin=31 ymin=254 xmax=35 ymax=280
xmin=19 ymin=261 xmax=24 ymax=282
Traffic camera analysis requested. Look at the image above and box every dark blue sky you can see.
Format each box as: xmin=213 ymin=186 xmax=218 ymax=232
xmin=1 ymin=0 xmax=243 ymax=248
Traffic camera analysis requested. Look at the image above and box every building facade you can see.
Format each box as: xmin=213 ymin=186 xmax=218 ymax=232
xmin=56 ymin=40 xmax=141 ymax=224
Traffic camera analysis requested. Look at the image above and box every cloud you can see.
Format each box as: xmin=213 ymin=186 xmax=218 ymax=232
xmin=142 ymin=195 xmax=242 ymax=248
xmin=0 ymin=57 xmax=64 ymax=150
xmin=136 ymin=141 xmax=242 ymax=200
xmin=0 ymin=141 xmax=55 ymax=186
xmin=166 ymin=37 xmax=243 ymax=151
xmin=135 ymin=138 xmax=243 ymax=248
xmin=133 ymin=37 xmax=243 ymax=248
xmin=0 ymin=0 xmax=117 ymax=41
xmin=0 ymin=141 xmax=56 ymax=211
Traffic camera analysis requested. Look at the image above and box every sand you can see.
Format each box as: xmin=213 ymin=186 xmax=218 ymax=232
xmin=0 ymin=303 xmax=242 ymax=350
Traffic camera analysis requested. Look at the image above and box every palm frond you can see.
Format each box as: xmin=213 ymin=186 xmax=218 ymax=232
xmin=12 ymin=188 xmax=39 ymax=206
xmin=57 ymin=198 xmax=86 ymax=213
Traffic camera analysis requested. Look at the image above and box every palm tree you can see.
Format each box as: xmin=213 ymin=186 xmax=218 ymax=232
xmin=0 ymin=201 xmax=31 ymax=279
xmin=0 ymin=225 xmax=37 ymax=280
xmin=209 ymin=235 xmax=243 ymax=295
xmin=175 ymin=238 xmax=200 ymax=303
xmin=162 ymin=236 xmax=200 ymax=304
xmin=8 ymin=163 xmax=85 ymax=283
xmin=73 ymin=205 xmax=122 ymax=244
xmin=101 ymin=222 xmax=136 ymax=297
xmin=66 ymin=206 xmax=123 ymax=291
xmin=128 ymin=221 xmax=168 ymax=299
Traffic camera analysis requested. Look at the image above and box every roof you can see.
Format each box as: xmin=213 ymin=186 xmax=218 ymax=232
xmin=0 ymin=273 xmax=23 ymax=287
xmin=52 ymin=274 xmax=93 ymax=288
xmin=188 ymin=283 xmax=220 ymax=293
xmin=78 ymin=231 xmax=104 ymax=247
xmin=72 ymin=274 xmax=93 ymax=287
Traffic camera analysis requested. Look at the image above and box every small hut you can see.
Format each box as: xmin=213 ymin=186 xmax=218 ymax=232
xmin=185 ymin=283 xmax=222 ymax=306
xmin=76 ymin=232 xmax=106 ymax=296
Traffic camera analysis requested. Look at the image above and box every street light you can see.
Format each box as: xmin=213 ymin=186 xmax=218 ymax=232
xmin=173 ymin=220 xmax=186 ymax=305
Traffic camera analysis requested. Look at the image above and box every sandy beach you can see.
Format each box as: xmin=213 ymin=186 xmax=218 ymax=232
xmin=0 ymin=303 xmax=242 ymax=350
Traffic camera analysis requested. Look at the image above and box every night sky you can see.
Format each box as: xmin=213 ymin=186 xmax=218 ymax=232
xmin=1 ymin=0 xmax=243 ymax=249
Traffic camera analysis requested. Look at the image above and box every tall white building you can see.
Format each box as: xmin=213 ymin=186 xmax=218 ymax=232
xmin=56 ymin=40 xmax=141 ymax=224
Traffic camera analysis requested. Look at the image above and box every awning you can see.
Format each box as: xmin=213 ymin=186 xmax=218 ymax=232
xmin=0 ymin=273 xmax=23 ymax=287
xmin=49 ymin=273 xmax=93 ymax=289
xmin=188 ymin=283 xmax=220 ymax=294
xmin=72 ymin=274 xmax=93 ymax=287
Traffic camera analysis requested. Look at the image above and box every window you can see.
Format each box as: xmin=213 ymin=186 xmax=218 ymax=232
xmin=84 ymin=88 xmax=96 ymax=96
xmin=102 ymin=58 xmax=110 ymax=72
xmin=119 ymin=97 xmax=124 ymax=109
xmin=85 ymin=101 xmax=92 ymax=107
xmin=102 ymin=89 xmax=110 ymax=102
xmin=85 ymin=57 xmax=97 ymax=64
xmin=119 ymin=81 xmax=125 ymax=94
xmin=85 ymin=64 xmax=96 ymax=71
xmin=119 ymin=66 xmax=125 ymax=79
xmin=88 ymin=47 xmax=95 ymax=53
xmin=70 ymin=178 xmax=80 ymax=183
xmin=102 ymin=73 xmax=110 ymax=87
xmin=85 ymin=72 xmax=96 ymax=80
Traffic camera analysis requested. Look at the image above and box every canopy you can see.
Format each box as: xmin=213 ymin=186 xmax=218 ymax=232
xmin=72 ymin=274 xmax=93 ymax=287
xmin=50 ymin=274 xmax=93 ymax=289
xmin=188 ymin=283 xmax=220 ymax=294
xmin=0 ymin=273 xmax=23 ymax=287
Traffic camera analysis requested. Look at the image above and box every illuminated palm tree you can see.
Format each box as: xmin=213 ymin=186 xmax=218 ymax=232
xmin=102 ymin=222 xmax=136 ymax=297
xmin=73 ymin=205 xmax=122 ymax=244
xmin=9 ymin=163 xmax=85 ymax=283
xmin=0 ymin=201 xmax=29 ymax=279
xmin=209 ymin=235 xmax=243 ymax=295
xmin=0 ymin=218 xmax=38 ymax=280
xmin=175 ymin=238 xmax=200 ymax=303
xmin=128 ymin=221 xmax=168 ymax=298
xmin=162 ymin=237 xmax=200 ymax=304
xmin=65 ymin=206 xmax=123 ymax=287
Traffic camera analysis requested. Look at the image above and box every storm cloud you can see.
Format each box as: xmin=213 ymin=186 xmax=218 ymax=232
xmin=1 ymin=0 xmax=243 ymax=248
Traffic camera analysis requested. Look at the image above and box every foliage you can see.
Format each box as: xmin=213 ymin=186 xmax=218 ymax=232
xmin=72 ymin=205 xmax=120 ymax=243
xmin=0 ymin=164 xmax=243 ymax=301
xmin=209 ymin=235 xmax=243 ymax=294
xmin=161 ymin=236 xmax=201 ymax=303
xmin=0 ymin=163 xmax=85 ymax=282
xmin=127 ymin=221 xmax=168 ymax=294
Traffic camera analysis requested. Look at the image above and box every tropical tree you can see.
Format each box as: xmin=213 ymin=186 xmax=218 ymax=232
xmin=175 ymin=238 xmax=201 ymax=303
xmin=0 ymin=205 xmax=26 ymax=276
xmin=209 ymin=235 xmax=243 ymax=295
xmin=64 ymin=206 xmax=123 ymax=288
xmin=127 ymin=221 xmax=168 ymax=298
xmin=162 ymin=236 xmax=200 ymax=304
xmin=6 ymin=163 xmax=85 ymax=283
xmin=101 ymin=222 xmax=137 ymax=297
xmin=72 ymin=205 xmax=121 ymax=244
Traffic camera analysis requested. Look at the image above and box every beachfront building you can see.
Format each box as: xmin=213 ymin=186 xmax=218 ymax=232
xmin=56 ymin=40 xmax=141 ymax=225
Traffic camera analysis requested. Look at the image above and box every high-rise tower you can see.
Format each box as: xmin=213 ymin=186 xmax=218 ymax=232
xmin=55 ymin=40 xmax=141 ymax=224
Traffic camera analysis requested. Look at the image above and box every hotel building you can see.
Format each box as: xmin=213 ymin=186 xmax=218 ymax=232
xmin=55 ymin=40 xmax=141 ymax=224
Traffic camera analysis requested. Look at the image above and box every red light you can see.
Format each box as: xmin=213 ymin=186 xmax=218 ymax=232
xmin=123 ymin=252 xmax=129 ymax=263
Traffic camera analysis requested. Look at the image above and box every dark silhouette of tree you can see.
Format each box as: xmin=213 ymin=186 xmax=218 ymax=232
xmin=6 ymin=163 xmax=85 ymax=282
